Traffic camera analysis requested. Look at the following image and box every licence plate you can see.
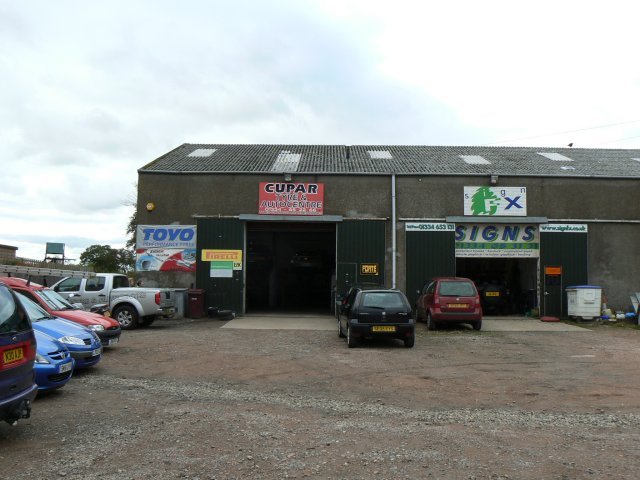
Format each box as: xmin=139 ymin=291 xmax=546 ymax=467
xmin=108 ymin=337 xmax=119 ymax=346
xmin=372 ymin=325 xmax=396 ymax=332
xmin=448 ymin=303 xmax=468 ymax=308
xmin=3 ymin=347 xmax=24 ymax=365
xmin=91 ymin=348 xmax=102 ymax=357
xmin=59 ymin=362 xmax=73 ymax=373
xmin=486 ymin=292 xmax=500 ymax=297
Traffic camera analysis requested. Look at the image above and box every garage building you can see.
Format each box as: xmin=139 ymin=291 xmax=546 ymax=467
xmin=136 ymin=144 xmax=640 ymax=318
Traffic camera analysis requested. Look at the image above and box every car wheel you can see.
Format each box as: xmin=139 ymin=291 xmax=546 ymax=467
xmin=113 ymin=305 xmax=139 ymax=330
xmin=426 ymin=312 xmax=436 ymax=331
xmin=347 ymin=325 xmax=357 ymax=348
xmin=338 ymin=319 xmax=346 ymax=338
xmin=473 ymin=319 xmax=482 ymax=331
xmin=404 ymin=334 xmax=415 ymax=348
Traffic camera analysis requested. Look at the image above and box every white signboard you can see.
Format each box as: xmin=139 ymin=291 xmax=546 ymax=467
xmin=540 ymin=224 xmax=588 ymax=233
xmin=464 ymin=187 xmax=527 ymax=216
xmin=406 ymin=223 xmax=455 ymax=232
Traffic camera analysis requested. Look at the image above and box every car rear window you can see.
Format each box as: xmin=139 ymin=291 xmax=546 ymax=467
xmin=0 ymin=286 xmax=31 ymax=334
xmin=361 ymin=292 xmax=405 ymax=309
xmin=439 ymin=281 xmax=476 ymax=297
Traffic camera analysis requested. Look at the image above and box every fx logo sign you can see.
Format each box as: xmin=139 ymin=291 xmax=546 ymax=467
xmin=504 ymin=196 xmax=523 ymax=210
xmin=464 ymin=187 xmax=527 ymax=216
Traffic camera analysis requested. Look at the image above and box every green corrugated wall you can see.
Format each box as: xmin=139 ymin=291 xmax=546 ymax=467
xmin=196 ymin=218 xmax=245 ymax=314
xmin=405 ymin=230 xmax=456 ymax=307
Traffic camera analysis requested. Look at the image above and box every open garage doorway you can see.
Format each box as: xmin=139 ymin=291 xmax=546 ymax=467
xmin=246 ymin=222 xmax=336 ymax=314
xmin=456 ymin=258 xmax=538 ymax=316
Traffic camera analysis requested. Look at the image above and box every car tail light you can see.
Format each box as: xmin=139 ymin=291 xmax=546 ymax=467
xmin=155 ymin=292 xmax=161 ymax=305
xmin=434 ymin=295 xmax=441 ymax=308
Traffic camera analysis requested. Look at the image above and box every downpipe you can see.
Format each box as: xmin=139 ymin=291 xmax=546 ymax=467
xmin=391 ymin=174 xmax=397 ymax=289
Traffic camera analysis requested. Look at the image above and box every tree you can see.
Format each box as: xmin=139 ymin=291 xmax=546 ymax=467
xmin=125 ymin=186 xmax=138 ymax=250
xmin=80 ymin=245 xmax=135 ymax=273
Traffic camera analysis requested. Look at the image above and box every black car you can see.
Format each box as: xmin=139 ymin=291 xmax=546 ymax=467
xmin=337 ymin=287 xmax=415 ymax=348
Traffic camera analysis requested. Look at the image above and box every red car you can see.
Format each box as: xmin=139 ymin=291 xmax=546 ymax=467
xmin=415 ymin=277 xmax=483 ymax=331
xmin=0 ymin=277 xmax=122 ymax=347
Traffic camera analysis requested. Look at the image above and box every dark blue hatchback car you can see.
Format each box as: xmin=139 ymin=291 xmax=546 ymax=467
xmin=33 ymin=330 xmax=75 ymax=391
xmin=0 ymin=282 xmax=38 ymax=425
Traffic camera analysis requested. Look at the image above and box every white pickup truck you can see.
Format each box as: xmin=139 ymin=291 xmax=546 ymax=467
xmin=52 ymin=273 xmax=176 ymax=330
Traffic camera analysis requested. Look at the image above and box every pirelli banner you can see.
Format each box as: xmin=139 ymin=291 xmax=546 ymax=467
xmin=455 ymin=224 xmax=539 ymax=258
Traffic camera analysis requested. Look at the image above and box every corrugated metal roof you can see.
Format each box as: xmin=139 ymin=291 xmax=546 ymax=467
xmin=139 ymin=143 xmax=640 ymax=178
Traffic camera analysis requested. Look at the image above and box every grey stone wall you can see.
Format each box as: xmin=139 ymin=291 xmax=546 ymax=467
xmin=138 ymin=172 xmax=640 ymax=310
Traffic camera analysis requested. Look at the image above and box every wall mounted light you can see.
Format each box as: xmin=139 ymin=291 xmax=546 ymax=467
xmin=283 ymin=172 xmax=292 ymax=182
xmin=490 ymin=175 xmax=498 ymax=186
xmin=146 ymin=202 xmax=156 ymax=212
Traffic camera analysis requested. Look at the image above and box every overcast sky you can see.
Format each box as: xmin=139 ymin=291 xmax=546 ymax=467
xmin=2 ymin=0 xmax=639 ymax=262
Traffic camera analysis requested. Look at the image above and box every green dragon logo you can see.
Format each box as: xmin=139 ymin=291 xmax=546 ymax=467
xmin=471 ymin=187 xmax=501 ymax=215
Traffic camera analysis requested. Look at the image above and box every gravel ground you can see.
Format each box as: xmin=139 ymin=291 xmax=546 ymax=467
xmin=2 ymin=317 xmax=640 ymax=479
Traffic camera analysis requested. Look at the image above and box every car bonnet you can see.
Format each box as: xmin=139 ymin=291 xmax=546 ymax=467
xmin=34 ymin=329 xmax=67 ymax=354
xmin=32 ymin=318 xmax=94 ymax=341
xmin=54 ymin=309 xmax=119 ymax=328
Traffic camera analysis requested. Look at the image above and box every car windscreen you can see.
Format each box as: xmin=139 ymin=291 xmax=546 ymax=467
xmin=361 ymin=292 xmax=406 ymax=309
xmin=0 ymin=286 xmax=31 ymax=334
xmin=16 ymin=292 xmax=56 ymax=322
xmin=439 ymin=281 xmax=476 ymax=297
xmin=36 ymin=289 xmax=74 ymax=310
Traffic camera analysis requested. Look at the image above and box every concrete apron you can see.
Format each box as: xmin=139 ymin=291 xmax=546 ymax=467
xmin=220 ymin=315 xmax=590 ymax=332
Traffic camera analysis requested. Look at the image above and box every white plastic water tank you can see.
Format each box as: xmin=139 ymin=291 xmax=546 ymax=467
xmin=566 ymin=285 xmax=602 ymax=320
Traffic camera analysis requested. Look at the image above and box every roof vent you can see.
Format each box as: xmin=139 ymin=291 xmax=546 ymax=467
xmin=271 ymin=151 xmax=302 ymax=172
xmin=560 ymin=166 xmax=576 ymax=170
xmin=460 ymin=155 xmax=491 ymax=165
xmin=368 ymin=150 xmax=393 ymax=159
xmin=188 ymin=148 xmax=216 ymax=157
xmin=537 ymin=152 xmax=573 ymax=162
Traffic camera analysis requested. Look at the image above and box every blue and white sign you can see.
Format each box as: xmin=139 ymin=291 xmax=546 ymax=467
xmin=136 ymin=225 xmax=197 ymax=249
xmin=540 ymin=224 xmax=588 ymax=233
xmin=455 ymin=224 xmax=539 ymax=258
xmin=464 ymin=187 xmax=527 ymax=216
xmin=406 ymin=223 xmax=455 ymax=232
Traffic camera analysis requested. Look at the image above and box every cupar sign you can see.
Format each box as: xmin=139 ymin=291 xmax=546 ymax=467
xmin=259 ymin=182 xmax=324 ymax=216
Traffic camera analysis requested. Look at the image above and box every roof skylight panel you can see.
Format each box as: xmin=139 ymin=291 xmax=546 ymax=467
xmin=459 ymin=155 xmax=491 ymax=165
xmin=188 ymin=148 xmax=216 ymax=157
xmin=270 ymin=151 xmax=302 ymax=172
xmin=368 ymin=150 xmax=393 ymax=159
xmin=537 ymin=152 xmax=573 ymax=162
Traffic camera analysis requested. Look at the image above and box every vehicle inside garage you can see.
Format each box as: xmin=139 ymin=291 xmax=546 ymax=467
xmin=456 ymin=257 xmax=538 ymax=315
xmin=246 ymin=222 xmax=336 ymax=314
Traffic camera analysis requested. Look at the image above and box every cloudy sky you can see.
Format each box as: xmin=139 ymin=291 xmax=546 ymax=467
xmin=2 ymin=0 xmax=639 ymax=261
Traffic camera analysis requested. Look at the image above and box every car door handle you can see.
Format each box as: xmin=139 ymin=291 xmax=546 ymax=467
xmin=98 ymin=294 xmax=106 ymax=297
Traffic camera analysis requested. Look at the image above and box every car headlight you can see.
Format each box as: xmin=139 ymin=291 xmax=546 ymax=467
xmin=86 ymin=324 xmax=105 ymax=332
xmin=35 ymin=353 xmax=50 ymax=364
xmin=59 ymin=336 xmax=85 ymax=345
